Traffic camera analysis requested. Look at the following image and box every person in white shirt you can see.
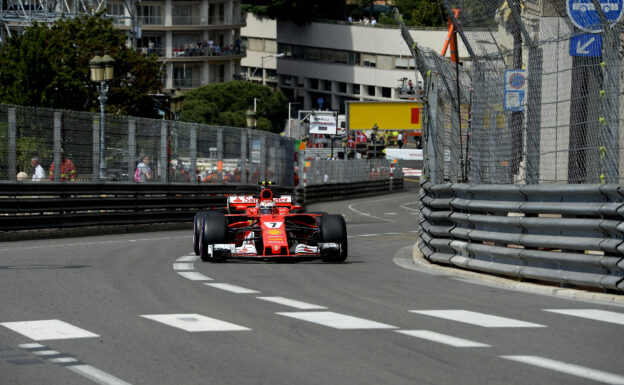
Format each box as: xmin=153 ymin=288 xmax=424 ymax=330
xmin=397 ymin=132 xmax=404 ymax=149
xmin=31 ymin=157 xmax=45 ymax=181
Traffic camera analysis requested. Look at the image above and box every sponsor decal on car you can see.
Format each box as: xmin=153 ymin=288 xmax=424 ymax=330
xmin=267 ymin=229 xmax=283 ymax=236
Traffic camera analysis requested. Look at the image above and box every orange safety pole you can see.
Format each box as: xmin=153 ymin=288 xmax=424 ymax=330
xmin=441 ymin=9 xmax=461 ymax=62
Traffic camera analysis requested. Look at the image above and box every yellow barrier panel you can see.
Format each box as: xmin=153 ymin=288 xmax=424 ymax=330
xmin=347 ymin=101 xmax=423 ymax=131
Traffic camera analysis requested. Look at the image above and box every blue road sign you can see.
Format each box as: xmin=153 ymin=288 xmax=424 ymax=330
xmin=504 ymin=70 xmax=526 ymax=112
xmin=570 ymin=33 xmax=603 ymax=56
xmin=317 ymin=97 xmax=324 ymax=109
xmin=567 ymin=0 xmax=624 ymax=32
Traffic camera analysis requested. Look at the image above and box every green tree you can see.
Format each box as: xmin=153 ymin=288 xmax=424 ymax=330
xmin=181 ymin=81 xmax=288 ymax=134
xmin=243 ymin=0 xmax=348 ymax=24
xmin=0 ymin=13 xmax=162 ymax=118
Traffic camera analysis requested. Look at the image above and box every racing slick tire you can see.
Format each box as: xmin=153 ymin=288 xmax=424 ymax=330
xmin=200 ymin=211 xmax=228 ymax=262
xmin=193 ymin=212 xmax=208 ymax=256
xmin=320 ymin=214 xmax=348 ymax=263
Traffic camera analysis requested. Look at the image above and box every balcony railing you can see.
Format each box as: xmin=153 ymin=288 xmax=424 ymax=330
xmin=173 ymin=78 xmax=201 ymax=88
xmin=172 ymin=46 xmax=245 ymax=58
xmin=138 ymin=15 xmax=163 ymax=25
xmin=172 ymin=15 xmax=202 ymax=25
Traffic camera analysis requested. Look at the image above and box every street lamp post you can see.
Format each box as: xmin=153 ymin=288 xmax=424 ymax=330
xmin=169 ymin=89 xmax=185 ymax=157
xmin=251 ymin=53 xmax=285 ymax=85
xmin=90 ymin=54 xmax=115 ymax=181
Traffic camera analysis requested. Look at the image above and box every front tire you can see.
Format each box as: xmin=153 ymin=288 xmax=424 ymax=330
xmin=193 ymin=212 xmax=208 ymax=256
xmin=320 ymin=214 xmax=348 ymax=263
xmin=200 ymin=212 xmax=228 ymax=262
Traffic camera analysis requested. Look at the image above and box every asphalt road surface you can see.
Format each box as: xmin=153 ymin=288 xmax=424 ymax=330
xmin=1 ymin=183 xmax=624 ymax=385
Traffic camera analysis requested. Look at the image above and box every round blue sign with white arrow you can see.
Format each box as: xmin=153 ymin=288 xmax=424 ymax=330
xmin=567 ymin=0 xmax=624 ymax=32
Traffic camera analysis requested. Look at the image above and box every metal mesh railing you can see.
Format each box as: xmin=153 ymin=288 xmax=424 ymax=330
xmin=302 ymin=159 xmax=403 ymax=185
xmin=396 ymin=1 xmax=624 ymax=184
xmin=0 ymin=104 xmax=296 ymax=186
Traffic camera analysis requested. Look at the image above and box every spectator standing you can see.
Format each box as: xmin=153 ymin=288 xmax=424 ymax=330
xmin=397 ymin=132 xmax=404 ymax=149
xmin=134 ymin=155 xmax=153 ymax=182
xmin=235 ymin=38 xmax=242 ymax=53
xmin=49 ymin=152 xmax=76 ymax=181
xmin=371 ymin=18 xmax=377 ymax=27
xmin=31 ymin=157 xmax=45 ymax=181
xmin=408 ymin=79 xmax=413 ymax=93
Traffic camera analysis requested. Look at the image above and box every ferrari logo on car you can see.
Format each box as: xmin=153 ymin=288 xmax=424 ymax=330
xmin=267 ymin=229 xmax=283 ymax=236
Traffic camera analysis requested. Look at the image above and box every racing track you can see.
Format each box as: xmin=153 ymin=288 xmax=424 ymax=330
xmin=1 ymin=182 xmax=624 ymax=385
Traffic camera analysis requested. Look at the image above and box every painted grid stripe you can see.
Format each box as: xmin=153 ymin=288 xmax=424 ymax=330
xmin=141 ymin=314 xmax=250 ymax=332
xmin=49 ymin=357 xmax=78 ymax=364
xmin=396 ymin=330 xmax=490 ymax=348
xmin=501 ymin=355 xmax=624 ymax=384
xmin=204 ymin=283 xmax=260 ymax=294
xmin=256 ymin=296 xmax=327 ymax=310
xmin=68 ymin=364 xmax=133 ymax=385
xmin=18 ymin=343 xmax=45 ymax=349
xmin=277 ymin=311 xmax=397 ymax=330
xmin=409 ymin=310 xmax=545 ymax=328
xmin=32 ymin=350 xmax=60 ymax=356
xmin=172 ymin=262 xmax=194 ymax=271
xmin=177 ymin=271 xmax=213 ymax=281
xmin=543 ymin=309 xmax=624 ymax=326
xmin=176 ymin=255 xmax=199 ymax=263
xmin=1 ymin=320 xmax=100 ymax=341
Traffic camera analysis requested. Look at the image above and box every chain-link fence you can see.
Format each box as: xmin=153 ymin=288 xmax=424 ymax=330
xmin=396 ymin=1 xmax=624 ymax=184
xmin=302 ymin=158 xmax=403 ymax=186
xmin=0 ymin=103 xmax=295 ymax=186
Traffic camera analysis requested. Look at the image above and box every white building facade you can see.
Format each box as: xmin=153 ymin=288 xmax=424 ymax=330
xmin=109 ymin=0 xmax=245 ymax=89
xmin=242 ymin=13 xmax=465 ymax=113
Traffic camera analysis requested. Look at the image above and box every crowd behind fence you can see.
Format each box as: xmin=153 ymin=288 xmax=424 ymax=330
xmin=395 ymin=1 xmax=624 ymax=185
xmin=0 ymin=104 xmax=295 ymax=187
xmin=0 ymin=104 xmax=402 ymax=188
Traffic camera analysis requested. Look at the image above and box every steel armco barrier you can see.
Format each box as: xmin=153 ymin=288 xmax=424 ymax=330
xmin=419 ymin=183 xmax=624 ymax=292
xmin=0 ymin=183 xmax=292 ymax=232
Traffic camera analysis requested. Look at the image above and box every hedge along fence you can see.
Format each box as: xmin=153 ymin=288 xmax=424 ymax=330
xmin=418 ymin=183 xmax=624 ymax=292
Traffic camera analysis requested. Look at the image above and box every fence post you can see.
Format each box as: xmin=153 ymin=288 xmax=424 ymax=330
xmin=260 ymin=134 xmax=266 ymax=182
xmin=190 ymin=124 xmax=197 ymax=184
xmin=128 ymin=118 xmax=136 ymax=182
xmin=240 ymin=129 xmax=248 ymax=184
xmin=53 ymin=112 xmax=62 ymax=182
xmin=217 ymin=127 xmax=224 ymax=183
xmin=526 ymin=46 xmax=542 ymax=184
xmin=7 ymin=108 xmax=16 ymax=181
xmin=470 ymin=64 xmax=485 ymax=184
xmin=92 ymin=115 xmax=100 ymax=181
xmin=160 ymin=120 xmax=168 ymax=183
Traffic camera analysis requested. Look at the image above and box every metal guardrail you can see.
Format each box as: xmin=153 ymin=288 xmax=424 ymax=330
xmin=418 ymin=183 xmax=624 ymax=292
xmin=0 ymin=183 xmax=291 ymax=232
xmin=0 ymin=178 xmax=403 ymax=234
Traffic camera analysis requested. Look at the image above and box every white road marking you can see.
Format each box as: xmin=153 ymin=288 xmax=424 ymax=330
xmin=544 ymin=309 xmax=624 ymax=326
xmin=204 ymin=283 xmax=260 ymax=294
xmin=176 ymin=255 xmax=199 ymax=263
xmin=49 ymin=357 xmax=78 ymax=364
xmin=357 ymin=234 xmax=380 ymax=237
xmin=384 ymin=213 xmax=397 ymax=215
xmin=399 ymin=203 xmax=420 ymax=212
xmin=277 ymin=311 xmax=397 ymax=330
xmin=141 ymin=314 xmax=250 ymax=332
xmin=396 ymin=330 xmax=490 ymax=348
xmin=1 ymin=320 xmax=100 ymax=340
xmin=32 ymin=350 xmax=60 ymax=356
xmin=0 ymin=236 xmax=191 ymax=252
xmin=177 ymin=271 xmax=212 ymax=281
xmin=409 ymin=310 xmax=545 ymax=328
xmin=18 ymin=343 xmax=44 ymax=349
xmin=172 ymin=262 xmax=194 ymax=271
xmin=68 ymin=364 xmax=133 ymax=385
xmin=501 ymin=355 xmax=624 ymax=384
xmin=347 ymin=203 xmax=394 ymax=223
xmin=256 ymin=296 xmax=327 ymax=310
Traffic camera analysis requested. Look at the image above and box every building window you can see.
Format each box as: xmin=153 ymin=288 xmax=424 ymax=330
xmin=381 ymin=87 xmax=391 ymax=98
xmin=173 ymin=5 xmax=200 ymax=25
xmin=308 ymin=78 xmax=319 ymax=89
xmin=306 ymin=48 xmax=320 ymax=61
xmin=337 ymin=82 xmax=347 ymax=93
xmin=137 ymin=5 xmax=162 ymax=25
xmin=107 ymin=2 xmax=125 ymax=24
xmin=367 ymin=85 xmax=376 ymax=96
xmin=248 ymin=37 xmax=264 ymax=51
xmin=173 ymin=64 xmax=193 ymax=88
xmin=320 ymin=50 xmax=334 ymax=63
xmin=353 ymin=85 xmax=360 ymax=95
xmin=335 ymin=51 xmax=348 ymax=64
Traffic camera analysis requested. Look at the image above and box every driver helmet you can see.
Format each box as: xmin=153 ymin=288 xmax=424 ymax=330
xmin=259 ymin=201 xmax=276 ymax=214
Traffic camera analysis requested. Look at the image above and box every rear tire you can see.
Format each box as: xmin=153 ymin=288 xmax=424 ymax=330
xmin=320 ymin=214 xmax=348 ymax=263
xmin=200 ymin=212 xmax=228 ymax=262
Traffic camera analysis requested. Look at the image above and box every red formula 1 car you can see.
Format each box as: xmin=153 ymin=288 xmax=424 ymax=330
xmin=192 ymin=183 xmax=348 ymax=263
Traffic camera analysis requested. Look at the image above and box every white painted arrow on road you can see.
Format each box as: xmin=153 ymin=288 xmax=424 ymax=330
xmin=577 ymin=37 xmax=595 ymax=54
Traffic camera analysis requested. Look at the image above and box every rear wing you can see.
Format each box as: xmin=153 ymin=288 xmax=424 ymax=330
xmin=228 ymin=195 xmax=293 ymax=211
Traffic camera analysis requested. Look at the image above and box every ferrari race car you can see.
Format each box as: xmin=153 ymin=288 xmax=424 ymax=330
xmin=192 ymin=183 xmax=348 ymax=263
